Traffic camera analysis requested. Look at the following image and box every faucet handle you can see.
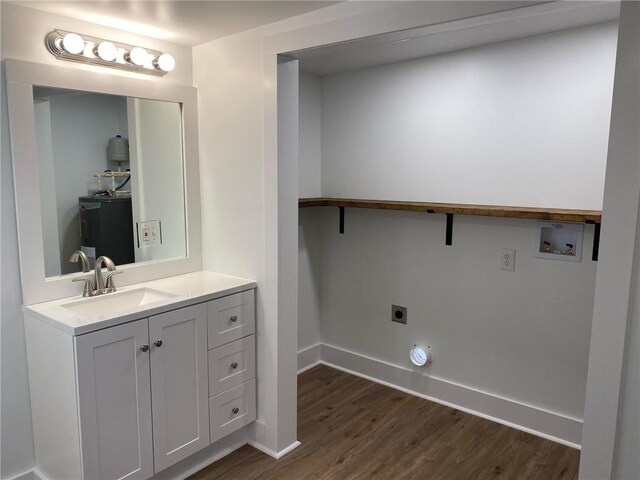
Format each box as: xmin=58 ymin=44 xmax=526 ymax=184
xmin=73 ymin=278 xmax=94 ymax=297
xmin=105 ymin=270 xmax=123 ymax=290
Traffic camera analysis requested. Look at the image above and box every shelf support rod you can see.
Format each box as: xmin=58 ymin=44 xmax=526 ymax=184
xmin=586 ymin=220 xmax=601 ymax=261
xmin=339 ymin=207 xmax=345 ymax=234
xmin=445 ymin=213 xmax=453 ymax=246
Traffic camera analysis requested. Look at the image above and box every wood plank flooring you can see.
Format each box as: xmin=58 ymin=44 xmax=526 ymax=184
xmin=189 ymin=365 xmax=580 ymax=480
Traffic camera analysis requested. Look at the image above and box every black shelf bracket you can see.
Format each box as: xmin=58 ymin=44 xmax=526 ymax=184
xmin=586 ymin=220 xmax=601 ymax=261
xmin=339 ymin=206 xmax=345 ymax=234
xmin=445 ymin=213 xmax=454 ymax=246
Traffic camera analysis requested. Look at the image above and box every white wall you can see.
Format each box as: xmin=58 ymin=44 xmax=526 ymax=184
xmin=298 ymin=72 xmax=323 ymax=352
xmin=317 ymin=210 xmax=597 ymax=420
xmin=298 ymin=72 xmax=322 ymax=198
xmin=0 ymin=3 xmax=193 ymax=477
xmin=613 ymin=205 xmax=640 ymax=479
xmin=580 ymin=1 xmax=640 ymax=477
xmin=298 ymin=210 xmax=322 ymax=352
xmin=1 ymin=62 xmax=35 ymax=480
xmin=275 ymin=57 xmax=300 ymax=451
xmin=321 ymin=23 xmax=618 ymax=210
xmin=194 ymin=26 xmax=277 ymax=449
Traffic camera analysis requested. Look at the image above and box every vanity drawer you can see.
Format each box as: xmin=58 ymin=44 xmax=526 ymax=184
xmin=209 ymin=379 xmax=256 ymax=443
xmin=208 ymin=335 xmax=255 ymax=396
xmin=207 ymin=290 xmax=255 ymax=348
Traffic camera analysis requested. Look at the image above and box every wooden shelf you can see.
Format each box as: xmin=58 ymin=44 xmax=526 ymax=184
xmin=299 ymin=197 xmax=602 ymax=223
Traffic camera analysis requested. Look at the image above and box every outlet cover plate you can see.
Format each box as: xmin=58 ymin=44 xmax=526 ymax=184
xmin=500 ymin=248 xmax=516 ymax=272
xmin=137 ymin=220 xmax=162 ymax=247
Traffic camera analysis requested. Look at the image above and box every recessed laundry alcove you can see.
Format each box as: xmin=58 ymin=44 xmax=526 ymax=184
xmin=285 ymin=1 xmax=619 ymax=447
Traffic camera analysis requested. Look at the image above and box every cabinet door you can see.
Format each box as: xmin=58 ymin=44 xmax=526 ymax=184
xmin=149 ymin=304 xmax=209 ymax=472
xmin=75 ymin=318 xmax=154 ymax=480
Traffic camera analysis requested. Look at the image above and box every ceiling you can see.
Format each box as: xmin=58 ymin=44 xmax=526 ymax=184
xmin=13 ymin=1 xmax=340 ymax=46
xmin=294 ymin=1 xmax=620 ymax=76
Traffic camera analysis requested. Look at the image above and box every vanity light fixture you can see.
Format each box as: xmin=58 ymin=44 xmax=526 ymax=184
xmin=46 ymin=29 xmax=175 ymax=77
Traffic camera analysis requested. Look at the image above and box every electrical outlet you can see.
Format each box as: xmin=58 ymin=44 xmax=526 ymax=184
xmin=391 ymin=305 xmax=407 ymax=324
xmin=500 ymin=248 xmax=516 ymax=272
xmin=137 ymin=220 xmax=162 ymax=247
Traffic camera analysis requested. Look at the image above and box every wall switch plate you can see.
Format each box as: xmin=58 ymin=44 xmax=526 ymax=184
xmin=391 ymin=305 xmax=407 ymax=324
xmin=500 ymin=248 xmax=516 ymax=272
xmin=137 ymin=220 xmax=162 ymax=247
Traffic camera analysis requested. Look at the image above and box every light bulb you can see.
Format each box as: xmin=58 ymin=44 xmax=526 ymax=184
xmin=127 ymin=46 xmax=148 ymax=66
xmin=95 ymin=41 xmax=118 ymax=62
xmin=61 ymin=33 xmax=85 ymax=55
xmin=155 ymin=53 xmax=175 ymax=72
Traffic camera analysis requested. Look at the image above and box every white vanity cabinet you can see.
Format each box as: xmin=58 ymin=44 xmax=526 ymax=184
xmin=75 ymin=318 xmax=155 ymax=480
xmin=46 ymin=305 xmax=209 ymax=479
xmin=24 ymin=280 xmax=256 ymax=480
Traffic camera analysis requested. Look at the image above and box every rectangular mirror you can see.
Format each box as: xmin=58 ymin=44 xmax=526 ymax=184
xmin=33 ymin=87 xmax=186 ymax=277
xmin=6 ymin=59 xmax=201 ymax=305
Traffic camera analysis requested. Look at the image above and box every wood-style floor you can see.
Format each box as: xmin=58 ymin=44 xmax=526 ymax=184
xmin=190 ymin=365 xmax=580 ymax=480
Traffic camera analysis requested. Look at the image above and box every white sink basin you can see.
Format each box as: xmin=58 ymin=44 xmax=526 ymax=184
xmin=61 ymin=287 xmax=177 ymax=317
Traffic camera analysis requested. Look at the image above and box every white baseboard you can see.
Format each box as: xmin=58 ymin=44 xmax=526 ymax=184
xmin=7 ymin=468 xmax=48 ymax=480
xmin=248 ymin=419 xmax=302 ymax=460
xmin=297 ymin=343 xmax=322 ymax=373
xmin=23 ymin=427 xmax=254 ymax=480
xmin=32 ymin=469 xmax=47 ymax=480
xmin=248 ymin=440 xmax=302 ymax=459
xmin=6 ymin=471 xmax=36 ymax=480
xmin=277 ymin=440 xmax=302 ymax=458
xmin=298 ymin=343 xmax=582 ymax=448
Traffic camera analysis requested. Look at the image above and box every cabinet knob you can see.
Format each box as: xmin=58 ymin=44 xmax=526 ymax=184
xmin=232 ymin=407 xmax=239 ymax=415
xmin=140 ymin=344 xmax=149 ymax=352
xmin=154 ymin=340 xmax=163 ymax=347
xmin=230 ymin=315 xmax=238 ymax=323
xmin=231 ymin=362 xmax=239 ymax=369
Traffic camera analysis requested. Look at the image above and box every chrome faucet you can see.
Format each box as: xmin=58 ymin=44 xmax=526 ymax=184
xmin=95 ymin=256 xmax=123 ymax=294
xmin=69 ymin=250 xmax=90 ymax=273
xmin=72 ymin=255 xmax=122 ymax=297
xmin=93 ymin=257 xmax=116 ymax=290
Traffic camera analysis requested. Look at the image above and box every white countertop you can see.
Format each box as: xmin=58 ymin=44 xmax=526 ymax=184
xmin=23 ymin=271 xmax=257 ymax=336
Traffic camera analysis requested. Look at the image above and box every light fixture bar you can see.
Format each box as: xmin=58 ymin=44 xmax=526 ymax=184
xmin=45 ymin=29 xmax=175 ymax=77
